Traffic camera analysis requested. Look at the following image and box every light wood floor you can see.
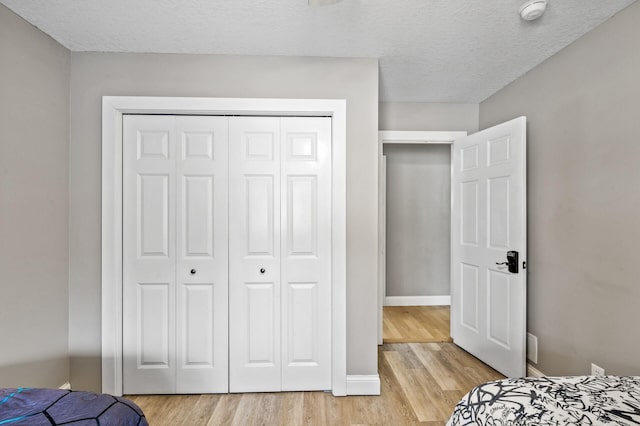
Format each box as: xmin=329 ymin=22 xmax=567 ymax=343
xmin=383 ymin=306 xmax=452 ymax=343
xmin=127 ymin=343 xmax=502 ymax=425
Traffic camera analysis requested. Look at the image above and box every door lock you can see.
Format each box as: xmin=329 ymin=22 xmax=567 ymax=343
xmin=496 ymin=251 xmax=519 ymax=273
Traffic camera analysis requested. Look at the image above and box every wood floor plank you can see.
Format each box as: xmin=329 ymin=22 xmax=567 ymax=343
xmin=302 ymin=391 xmax=326 ymax=425
xmin=231 ymin=393 xmax=265 ymax=425
xmin=259 ymin=394 xmax=280 ymax=426
xmin=185 ymin=394 xmax=222 ymax=424
xmin=438 ymin=343 xmax=503 ymax=392
xmin=389 ymin=342 xmax=428 ymax=370
xmin=377 ymin=349 xmax=421 ymax=424
xmin=383 ymin=350 xmax=440 ymax=422
xmin=324 ymin=392 xmax=346 ymax=425
xmin=411 ymin=368 xmax=457 ymax=421
xmin=278 ymin=392 xmax=303 ymax=426
xmin=409 ymin=343 xmax=463 ymax=391
xmin=383 ymin=315 xmax=403 ymax=340
xmin=207 ymin=394 xmax=242 ymax=425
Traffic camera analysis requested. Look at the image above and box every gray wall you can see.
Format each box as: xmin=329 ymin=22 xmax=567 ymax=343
xmin=384 ymin=144 xmax=451 ymax=298
xmin=69 ymin=53 xmax=379 ymax=391
xmin=380 ymin=102 xmax=479 ymax=133
xmin=0 ymin=5 xmax=70 ymax=387
xmin=480 ymin=2 xmax=640 ymax=376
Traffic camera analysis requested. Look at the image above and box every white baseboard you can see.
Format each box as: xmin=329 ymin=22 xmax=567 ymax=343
xmin=527 ymin=364 xmax=545 ymax=378
xmin=59 ymin=382 xmax=71 ymax=390
xmin=346 ymin=375 xmax=380 ymax=395
xmin=384 ymin=295 xmax=451 ymax=306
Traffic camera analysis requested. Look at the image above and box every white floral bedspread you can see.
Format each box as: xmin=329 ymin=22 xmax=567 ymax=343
xmin=447 ymin=376 xmax=640 ymax=426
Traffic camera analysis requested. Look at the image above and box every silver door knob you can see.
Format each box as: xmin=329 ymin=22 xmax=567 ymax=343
xmin=260 ymin=268 xmax=266 ymax=274
xmin=190 ymin=269 xmax=196 ymax=275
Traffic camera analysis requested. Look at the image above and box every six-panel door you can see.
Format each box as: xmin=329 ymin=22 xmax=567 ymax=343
xmin=451 ymin=117 xmax=527 ymax=378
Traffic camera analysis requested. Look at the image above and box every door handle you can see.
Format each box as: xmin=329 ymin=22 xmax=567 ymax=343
xmin=190 ymin=269 xmax=196 ymax=275
xmin=497 ymin=251 xmax=519 ymax=273
xmin=260 ymin=268 xmax=266 ymax=274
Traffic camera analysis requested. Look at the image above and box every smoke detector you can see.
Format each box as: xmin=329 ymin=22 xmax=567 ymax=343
xmin=519 ymin=0 xmax=548 ymax=21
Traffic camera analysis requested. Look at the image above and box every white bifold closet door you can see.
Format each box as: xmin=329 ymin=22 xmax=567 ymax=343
xmin=229 ymin=117 xmax=332 ymax=392
xmin=122 ymin=114 xmax=331 ymax=394
xmin=122 ymin=115 xmax=229 ymax=394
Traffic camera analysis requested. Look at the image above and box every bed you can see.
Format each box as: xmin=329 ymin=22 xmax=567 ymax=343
xmin=0 ymin=388 xmax=148 ymax=425
xmin=447 ymin=376 xmax=640 ymax=426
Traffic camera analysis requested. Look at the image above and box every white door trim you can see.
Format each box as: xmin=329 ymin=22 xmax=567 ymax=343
xmin=377 ymin=130 xmax=467 ymax=345
xmin=102 ymin=96 xmax=347 ymax=396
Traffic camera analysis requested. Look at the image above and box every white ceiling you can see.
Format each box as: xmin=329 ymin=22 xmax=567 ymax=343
xmin=1 ymin=0 xmax=635 ymax=102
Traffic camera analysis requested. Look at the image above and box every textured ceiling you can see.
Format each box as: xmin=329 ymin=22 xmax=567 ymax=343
xmin=1 ymin=0 xmax=635 ymax=102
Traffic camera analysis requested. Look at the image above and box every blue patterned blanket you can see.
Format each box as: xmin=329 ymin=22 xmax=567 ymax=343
xmin=0 ymin=388 xmax=147 ymax=425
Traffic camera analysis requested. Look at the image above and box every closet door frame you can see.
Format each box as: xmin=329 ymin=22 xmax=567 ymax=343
xmin=101 ymin=96 xmax=347 ymax=397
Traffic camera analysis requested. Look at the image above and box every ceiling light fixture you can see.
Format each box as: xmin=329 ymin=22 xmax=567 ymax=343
xmin=519 ymin=0 xmax=548 ymax=21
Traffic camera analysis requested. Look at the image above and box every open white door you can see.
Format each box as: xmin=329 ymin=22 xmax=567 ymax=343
xmin=451 ymin=117 xmax=527 ymax=378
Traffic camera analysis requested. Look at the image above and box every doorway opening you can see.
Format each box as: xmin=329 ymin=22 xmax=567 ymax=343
xmin=378 ymin=131 xmax=465 ymax=345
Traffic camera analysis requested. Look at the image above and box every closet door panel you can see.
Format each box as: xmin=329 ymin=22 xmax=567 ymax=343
xmin=175 ymin=116 xmax=229 ymax=393
xmin=123 ymin=115 xmax=229 ymax=395
xmin=229 ymin=117 xmax=282 ymax=392
xmin=123 ymin=115 xmax=177 ymax=394
xmin=280 ymin=117 xmax=332 ymax=391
